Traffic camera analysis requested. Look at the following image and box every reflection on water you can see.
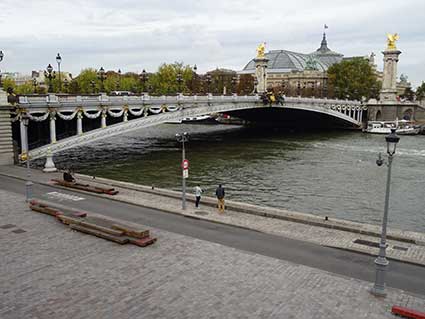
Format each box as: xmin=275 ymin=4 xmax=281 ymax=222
xmin=39 ymin=124 xmax=425 ymax=232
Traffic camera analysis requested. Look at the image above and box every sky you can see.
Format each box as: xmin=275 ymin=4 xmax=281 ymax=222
xmin=0 ymin=0 xmax=424 ymax=87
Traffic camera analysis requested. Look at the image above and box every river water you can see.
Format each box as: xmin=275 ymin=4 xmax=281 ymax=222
xmin=46 ymin=124 xmax=425 ymax=233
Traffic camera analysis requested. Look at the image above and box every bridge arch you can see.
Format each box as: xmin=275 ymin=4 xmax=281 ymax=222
xmin=11 ymin=94 xmax=364 ymax=170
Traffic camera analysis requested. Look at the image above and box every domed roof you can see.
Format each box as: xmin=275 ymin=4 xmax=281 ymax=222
xmin=241 ymin=33 xmax=343 ymax=73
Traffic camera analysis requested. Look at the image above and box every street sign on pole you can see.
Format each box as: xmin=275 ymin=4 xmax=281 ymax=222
xmin=183 ymin=169 xmax=189 ymax=179
xmin=182 ymin=159 xmax=189 ymax=170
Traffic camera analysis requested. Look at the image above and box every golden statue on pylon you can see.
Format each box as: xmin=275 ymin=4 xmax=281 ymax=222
xmin=386 ymin=33 xmax=399 ymax=50
xmin=256 ymin=42 xmax=266 ymax=59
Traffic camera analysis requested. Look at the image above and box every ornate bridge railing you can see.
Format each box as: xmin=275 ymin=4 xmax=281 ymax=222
xmin=11 ymin=93 xmax=365 ymax=170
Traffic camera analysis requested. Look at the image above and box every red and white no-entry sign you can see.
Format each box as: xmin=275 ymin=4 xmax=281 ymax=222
xmin=182 ymin=159 xmax=189 ymax=170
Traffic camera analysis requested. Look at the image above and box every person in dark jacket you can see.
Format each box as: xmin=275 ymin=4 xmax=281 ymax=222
xmin=63 ymin=169 xmax=75 ymax=183
xmin=215 ymin=184 xmax=225 ymax=213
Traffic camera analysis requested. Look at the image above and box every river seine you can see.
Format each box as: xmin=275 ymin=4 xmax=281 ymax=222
xmin=46 ymin=124 xmax=425 ymax=233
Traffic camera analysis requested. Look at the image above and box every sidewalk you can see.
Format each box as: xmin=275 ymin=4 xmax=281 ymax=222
xmin=1 ymin=188 xmax=425 ymax=319
xmin=0 ymin=165 xmax=424 ymax=267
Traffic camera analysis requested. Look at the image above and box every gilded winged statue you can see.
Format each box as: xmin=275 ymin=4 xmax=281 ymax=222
xmin=386 ymin=33 xmax=399 ymax=50
xmin=256 ymin=42 xmax=266 ymax=58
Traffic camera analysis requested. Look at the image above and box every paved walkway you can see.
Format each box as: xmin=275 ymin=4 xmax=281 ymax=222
xmin=1 ymin=188 xmax=425 ymax=319
xmin=0 ymin=165 xmax=425 ymax=267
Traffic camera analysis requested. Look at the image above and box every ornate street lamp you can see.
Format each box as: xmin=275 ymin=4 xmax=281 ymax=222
xmin=32 ymin=78 xmax=38 ymax=93
xmin=117 ymin=69 xmax=121 ymax=90
xmin=175 ymin=132 xmax=189 ymax=210
xmin=0 ymin=50 xmax=3 ymax=87
xmin=205 ymin=73 xmax=212 ymax=94
xmin=21 ymin=113 xmax=33 ymax=202
xmin=253 ymin=77 xmax=258 ymax=94
xmin=139 ymin=69 xmax=148 ymax=93
xmin=44 ymin=64 xmax=55 ymax=93
xmin=192 ymin=65 xmax=198 ymax=94
xmin=97 ymin=67 xmax=106 ymax=92
xmin=56 ymin=53 xmax=62 ymax=92
xmin=371 ymin=128 xmax=400 ymax=297
xmin=176 ymin=72 xmax=183 ymax=93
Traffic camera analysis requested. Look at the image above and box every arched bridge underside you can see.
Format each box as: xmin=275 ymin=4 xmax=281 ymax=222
xmin=14 ymin=95 xmax=365 ymax=160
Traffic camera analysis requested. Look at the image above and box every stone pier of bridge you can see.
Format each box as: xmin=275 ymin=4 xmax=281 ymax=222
xmin=0 ymin=89 xmax=14 ymax=165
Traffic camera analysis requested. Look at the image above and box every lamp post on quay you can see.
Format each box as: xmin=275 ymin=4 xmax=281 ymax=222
xmin=21 ymin=113 xmax=33 ymax=202
xmin=56 ymin=53 xmax=62 ymax=92
xmin=370 ymin=128 xmax=400 ymax=297
xmin=175 ymin=132 xmax=189 ymax=210
xmin=97 ymin=67 xmax=106 ymax=92
xmin=44 ymin=64 xmax=55 ymax=93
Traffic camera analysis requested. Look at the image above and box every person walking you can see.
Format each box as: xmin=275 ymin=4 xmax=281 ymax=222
xmin=215 ymin=184 xmax=225 ymax=213
xmin=194 ymin=184 xmax=203 ymax=208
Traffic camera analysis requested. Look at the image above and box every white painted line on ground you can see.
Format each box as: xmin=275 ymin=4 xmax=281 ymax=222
xmin=45 ymin=191 xmax=85 ymax=202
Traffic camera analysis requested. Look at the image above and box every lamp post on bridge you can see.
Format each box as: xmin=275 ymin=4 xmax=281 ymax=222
xmin=176 ymin=72 xmax=183 ymax=94
xmin=44 ymin=64 xmax=55 ymax=93
xmin=176 ymin=132 xmax=189 ymax=210
xmin=97 ymin=67 xmax=106 ymax=92
xmin=370 ymin=128 xmax=400 ymax=297
xmin=205 ymin=74 xmax=212 ymax=94
xmin=56 ymin=53 xmax=62 ymax=92
xmin=63 ymin=78 xmax=69 ymax=93
xmin=117 ymin=69 xmax=121 ymax=91
xmin=90 ymin=80 xmax=96 ymax=94
xmin=21 ymin=113 xmax=33 ymax=202
xmin=192 ymin=65 xmax=197 ymax=94
xmin=0 ymin=50 xmax=4 ymax=87
xmin=32 ymin=78 xmax=38 ymax=93
xmin=231 ymin=75 xmax=238 ymax=94
xmin=139 ymin=69 xmax=148 ymax=93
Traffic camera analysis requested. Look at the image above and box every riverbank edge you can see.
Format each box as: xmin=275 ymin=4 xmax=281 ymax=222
xmin=72 ymin=173 xmax=425 ymax=246
xmin=2 ymin=168 xmax=425 ymax=267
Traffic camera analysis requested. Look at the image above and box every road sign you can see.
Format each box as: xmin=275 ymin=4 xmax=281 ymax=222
xmin=183 ymin=169 xmax=189 ymax=179
xmin=182 ymin=159 xmax=189 ymax=170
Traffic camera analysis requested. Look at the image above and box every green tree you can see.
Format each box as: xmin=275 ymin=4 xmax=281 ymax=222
xmin=148 ymin=62 xmax=193 ymax=95
xmin=327 ymin=57 xmax=381 ymax=100
xmin=415 ymin=82 xmax=425 ymax=100
xmin=74 ymin=68 xmax=99 ymax=94
xmin=2 ymin=77 xmax=16 ymax=93
xmin=400 ymin=87 xmax=415 ymax=101
xmin=15 ymin=81 xmax=34 ymax=95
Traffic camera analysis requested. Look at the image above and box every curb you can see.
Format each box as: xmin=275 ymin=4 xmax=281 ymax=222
xmin=74 ymin=173 xmax=424 ymax=246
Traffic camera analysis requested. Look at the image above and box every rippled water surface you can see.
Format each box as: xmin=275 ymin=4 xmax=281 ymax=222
xmin=43 ymin=124 xmax=425 ymax=232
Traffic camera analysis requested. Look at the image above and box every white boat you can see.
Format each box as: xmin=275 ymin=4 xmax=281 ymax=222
xmin=165 ymin=115 xmax=217 ymax=124
xmin=365 ymin=120 xmax=421 ymax=135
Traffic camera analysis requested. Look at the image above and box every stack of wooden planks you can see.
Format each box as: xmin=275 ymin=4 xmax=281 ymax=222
xmin=51 ymin=179 xmax=119 ymax=195
xmin=29 ymin=200 xmax=156 ymax=247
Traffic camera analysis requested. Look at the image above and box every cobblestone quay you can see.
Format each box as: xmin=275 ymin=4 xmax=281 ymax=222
xmin=1 ymin=189 xmax=424 ymax=319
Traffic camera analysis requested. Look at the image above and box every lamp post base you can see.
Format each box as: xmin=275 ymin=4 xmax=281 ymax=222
xmin=25 ymin=181 xmax=33 ymax=202
xmin=369 ymin=286 xmax=387 ymax=297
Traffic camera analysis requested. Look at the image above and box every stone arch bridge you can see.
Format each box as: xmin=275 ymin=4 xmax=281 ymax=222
xmin=9 ymin=93 xmax=365 ymax=170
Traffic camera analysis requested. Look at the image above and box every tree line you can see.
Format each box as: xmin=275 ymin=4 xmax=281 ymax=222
xmin=2 ymin=59 xmax=424 ymax=101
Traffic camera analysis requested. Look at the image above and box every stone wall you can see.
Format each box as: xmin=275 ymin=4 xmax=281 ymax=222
xmin=0 ymin=89 xmax=14 ymax=165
